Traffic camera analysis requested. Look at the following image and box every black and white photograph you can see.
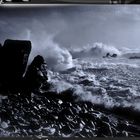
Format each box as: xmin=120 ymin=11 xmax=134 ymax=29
xmin=1 ymin=5 xmax=140 ymax=138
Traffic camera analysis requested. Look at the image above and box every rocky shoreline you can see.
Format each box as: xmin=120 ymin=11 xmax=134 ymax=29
xmin=0 ymin=39 xmax=49 ymax=97
xmin=1 ymin=39 xmax=140 ymax=137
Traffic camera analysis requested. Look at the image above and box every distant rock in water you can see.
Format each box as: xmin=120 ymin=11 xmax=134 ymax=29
xmin=23 ymin=55 xmax=49 ymax=94
xmin=111 ymin=54 xmax=117 ymax=58
xmin=129 ymin=56 xmax=140 ymax=59
xmin=103 ymin=53 xmax=117 ymax=58
xmin=0 ymin=39 xmax=31 ymax=91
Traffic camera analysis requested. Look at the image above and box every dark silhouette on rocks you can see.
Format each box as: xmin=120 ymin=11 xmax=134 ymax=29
xmin=103 ymin=53 xmax=117 ymax=58
xmin=23 ymin=55 xmax=48 ymax=95
xmin=103 ymin=53 xmax=110 ymax=58
xmin=0 ymin=39 xmax=31 ymax=92
xmin=106 ymin=53 xmax=110 ymax=57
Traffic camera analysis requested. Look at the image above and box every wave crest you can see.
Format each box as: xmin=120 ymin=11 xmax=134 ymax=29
xmin=71 ymin=42 xmax=121 ymax=58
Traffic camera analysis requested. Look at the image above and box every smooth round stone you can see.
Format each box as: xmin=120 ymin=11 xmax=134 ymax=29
xmin=1 ymin=121 xmax=9 ymax=129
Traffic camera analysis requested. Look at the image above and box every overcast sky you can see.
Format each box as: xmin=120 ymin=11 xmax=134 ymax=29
xmin=0 ymin=5 xmax=140 ymax=50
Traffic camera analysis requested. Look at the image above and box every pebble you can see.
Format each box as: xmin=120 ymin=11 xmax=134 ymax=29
xmin=1 ymin=121 xmax=8 ymax=129
xmin=58 ymin=100 xmax=63 ymax=104
xmin=1 ymin=94 xmax=140 ymax=137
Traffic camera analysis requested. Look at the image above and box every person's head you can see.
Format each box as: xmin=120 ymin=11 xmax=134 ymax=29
xmin=32 ymin=55 xmax=45 ymax=67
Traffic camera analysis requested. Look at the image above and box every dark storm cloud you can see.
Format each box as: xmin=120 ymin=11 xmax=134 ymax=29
xmin=0 ymin=5 xmax=140 ymax=49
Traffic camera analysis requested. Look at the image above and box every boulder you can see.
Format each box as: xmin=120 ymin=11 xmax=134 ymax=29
xmin=111 ymin=54 xmax=117 ymax=58
xmin=129 ymin=56 xmax=140 ymax=59
xmin=0 ymin=39 xmax=31 ymax=90
xmin=103 ymin=53 xmax=111 ymax=58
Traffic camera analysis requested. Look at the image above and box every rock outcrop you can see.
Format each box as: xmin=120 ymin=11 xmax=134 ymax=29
xmin=129 ymin=56 xmax=140 ymax=59
xmin=0 ymin=39 xmax=50 ymax=96
xmin=111 ymin=54 xmax=117 ymax=58
xmin=0 ymin=39 xmax=31 ymax=91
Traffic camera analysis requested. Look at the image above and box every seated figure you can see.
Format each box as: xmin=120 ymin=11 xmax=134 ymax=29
xmin=23 ymin=55 xmax=48 ymax=94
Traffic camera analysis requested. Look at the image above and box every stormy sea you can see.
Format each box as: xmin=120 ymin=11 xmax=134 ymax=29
xmin=1 ymin=42 xmax=140 ymax=138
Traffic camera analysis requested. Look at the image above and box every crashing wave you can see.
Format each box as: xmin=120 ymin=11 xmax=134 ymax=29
xmin=44 ymin=44 xmax=73 ymax=71
xmin=30 ymin=36 xmax=73 ymax=72
xmin=71 ymin=42 xmax=121 ymax=59
xmin=47 ymin=56 xmax=140 ymax=113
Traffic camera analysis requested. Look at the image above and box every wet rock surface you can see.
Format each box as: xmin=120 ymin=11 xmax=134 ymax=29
xmin=1 ymin=92 xmax=140 ymax=138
